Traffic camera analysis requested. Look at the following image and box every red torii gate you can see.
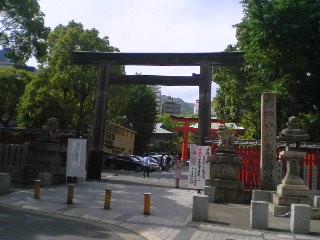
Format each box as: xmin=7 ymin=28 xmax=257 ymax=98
xmin=172 ymin=115 xmax=224 ymax=160
xmin=171 ymin=115 xmax=245 ymax=160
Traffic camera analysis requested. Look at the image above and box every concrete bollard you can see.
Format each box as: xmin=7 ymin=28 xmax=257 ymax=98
xmin=192 ymin=195 xmax=208 ymax=222
xmin=104 ymin=188 xmax=111 ymax=209
xmin=290 ymin=204 xmax=311 ymax=234
xmin=314 ymin=196 xmax=320 ymax=208
xmin=250 ymin=201 xmax=268 ymax=230
xmin=204 ymin=186 xmax=215 ymax=203
xmin=144 ymin=193 xmax=151 ymax=215
xmin=34 ymin=180 xmax=41 ymax=199
xmin=0 ymin=173 xmax=11 ymax=195
xmin=67 ymin=184 xmax=74 ymax=204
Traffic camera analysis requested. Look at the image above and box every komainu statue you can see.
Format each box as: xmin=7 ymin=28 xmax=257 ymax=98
xmin=216 ymin=124 xmax=236 ymax=154
xmin=39 ymin=118 xmax=59 ymax=143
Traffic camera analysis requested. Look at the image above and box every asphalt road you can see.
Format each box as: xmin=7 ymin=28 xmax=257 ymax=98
xmin=0 ymin=205 xmax=146 ymax=240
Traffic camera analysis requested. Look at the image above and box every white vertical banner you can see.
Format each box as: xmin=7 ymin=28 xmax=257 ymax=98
xmin=66 ymin=138 xmax=87 ymax=178
xmin=188 ymin=146 xmax=211 ymax=189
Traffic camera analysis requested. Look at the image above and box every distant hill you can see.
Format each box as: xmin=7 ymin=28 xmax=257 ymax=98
xmin=160 ymin=95 xmax=194 ymax=115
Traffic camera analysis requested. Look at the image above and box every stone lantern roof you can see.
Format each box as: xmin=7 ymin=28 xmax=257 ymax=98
xmin=277 ymin=116 xmax=310 ymax=141
xmin=277 ymin=116 xmax=310 ymax=149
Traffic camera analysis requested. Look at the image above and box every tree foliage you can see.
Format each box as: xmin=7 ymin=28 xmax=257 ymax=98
xmin=17 ymin=71 xmax=66 ymax=128
xmin=0 ymin=68 xmax=33 ymax=126
xmin=213 ymin=44 xmax=261 ymax=139
xmin=126 ymin=85 xmax=158 ymax=155
xmin=18 ymin=21 xmax=123 ymax=132
xmin=0 ymin=0 xmax=50 ymax=63
xmin=106 ymin=85 xmax=133 ymax=125
xmin=213 ymin=0 xmax=320 ymax=140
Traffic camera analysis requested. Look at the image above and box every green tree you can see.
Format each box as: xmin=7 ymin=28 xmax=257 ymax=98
xmin=214 ymin=0 xmax=320 ymax=140
xmin=0 ymin=0 xmax=50 ymax=63
xmin=213 ymin=44 xmax=261 ymax=139
xmin=0 ymin=68 xmax=33 ymax=126
xmin=107 ymin=85 xmax=133 ymax=125
xmin=126 ymin=85 xmax=158 ymax=155
xmin=18 ymin=21 xmax=124 ymax=132
xmin=17 ymin=71 xmax=64 ymax=128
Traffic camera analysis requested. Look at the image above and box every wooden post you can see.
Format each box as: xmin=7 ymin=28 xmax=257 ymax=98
xmin=144 ymin=193 xmax=151 ymax=215
xmin=87 ymin=63 xmax=111 ymax=180
xmin=104 ymin=188 xmax=111 ymax=209
xmin=67 ymin=184 xmax=74 ymax=204
xmin=198 ymin=64 xmax=212 ymax=146
xmin=34 ymin=180 xmax=40 ymax=199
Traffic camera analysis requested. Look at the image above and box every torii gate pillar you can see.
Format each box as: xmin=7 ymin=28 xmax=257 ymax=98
xmin=198 ymin=64 xmax=212 ymax=146
xmin=87 ymin=63 xmax=110 ymax=180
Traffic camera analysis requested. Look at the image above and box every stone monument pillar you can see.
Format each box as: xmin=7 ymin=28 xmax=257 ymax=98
xmin=205 ymin=124 xmax=244 ymax=203
xmin=270 ymin=116 xmax=313 ymax=216
xmin=260 ymin=93 xmax=277 ymax=190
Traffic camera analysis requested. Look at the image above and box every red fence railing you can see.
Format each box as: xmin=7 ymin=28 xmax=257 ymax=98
xmin=211 ymin=144 xmax=320 ymax=191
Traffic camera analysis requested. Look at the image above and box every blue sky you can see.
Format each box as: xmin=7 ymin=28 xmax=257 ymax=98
xmin=32 ymin=0 xmax=244 ymax=103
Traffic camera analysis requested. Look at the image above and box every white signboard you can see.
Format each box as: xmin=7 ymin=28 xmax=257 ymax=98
xmin=188 ymin=146 xmax=211 ymax=189
xmin=189 ymin=144 xmax=197 ymax=165
xmin=66 ymin=138 xmax=87 ymax=178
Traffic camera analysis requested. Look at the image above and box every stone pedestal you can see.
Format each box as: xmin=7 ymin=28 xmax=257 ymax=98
xmin=23 ymin=143 xmax=67 ymax=184
xmin=271 ymin=150 xmax=313 ymax=216
xmin=290 ymin=204 xmax=311 ymax=234
xmin=204 ymin=186 xmax=215 ymax=203
xmin=250 ymin=201 xmax=269 ymax=230
xmin=38 ymin=173 xmax=52 ymax=187
xmin=192 ymin=195 xmax=208 ymax=222
xmin=0 ymin=173 xmax=11 ymax=194
xmin=205 ymin=153 xmax=244 ymax=203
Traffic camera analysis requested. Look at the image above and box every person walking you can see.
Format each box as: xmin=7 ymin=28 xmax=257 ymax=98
xmin=174 ymin=156 xmax=183 ymax=188
xmin=142 ymin=155 xmax=150 ymax=178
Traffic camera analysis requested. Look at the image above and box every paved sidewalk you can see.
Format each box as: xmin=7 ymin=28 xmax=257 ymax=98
xmin=1 ymin=172 xmax=320 ymax=240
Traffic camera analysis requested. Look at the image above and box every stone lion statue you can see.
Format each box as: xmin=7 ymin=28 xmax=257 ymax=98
xmin=40 ymin=118 xmax=59 ymax=142
xmin=217 ymin=124 xmax=235 ymax=148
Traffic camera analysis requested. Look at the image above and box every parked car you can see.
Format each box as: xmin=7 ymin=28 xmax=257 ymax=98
xmin=105 ymin=155 xmax=143 ymax=171
xmin=149 ymin=157 xmax=161 ymax=171
xmin=148 ymin=153 xmax=163 ymax=162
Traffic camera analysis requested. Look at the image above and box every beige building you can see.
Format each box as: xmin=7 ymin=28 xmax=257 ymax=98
xmin=103 ymin=121 xmax=136 ymax=156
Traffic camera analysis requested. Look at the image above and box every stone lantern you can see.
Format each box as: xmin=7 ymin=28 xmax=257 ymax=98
xmin=271 ymin=116 xmax=313 ymax=216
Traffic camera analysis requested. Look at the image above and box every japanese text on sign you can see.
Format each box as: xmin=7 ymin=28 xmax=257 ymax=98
xmin=188 ymin=145 xmax=211 ymax=189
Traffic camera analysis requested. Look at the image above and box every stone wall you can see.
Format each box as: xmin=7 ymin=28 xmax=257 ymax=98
xmin=0 ymin=143 xmax=67 ymax=184
xmin=0 ymin=143 xmax=29 ymax=182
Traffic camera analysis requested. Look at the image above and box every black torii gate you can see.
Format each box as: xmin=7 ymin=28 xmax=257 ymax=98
xmin=72 ymin=51 xmax=244 ymax=180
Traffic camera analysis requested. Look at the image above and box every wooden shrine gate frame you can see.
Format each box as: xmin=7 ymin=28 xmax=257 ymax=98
xmin=72 ymin=51 xmax=244 ymax=179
